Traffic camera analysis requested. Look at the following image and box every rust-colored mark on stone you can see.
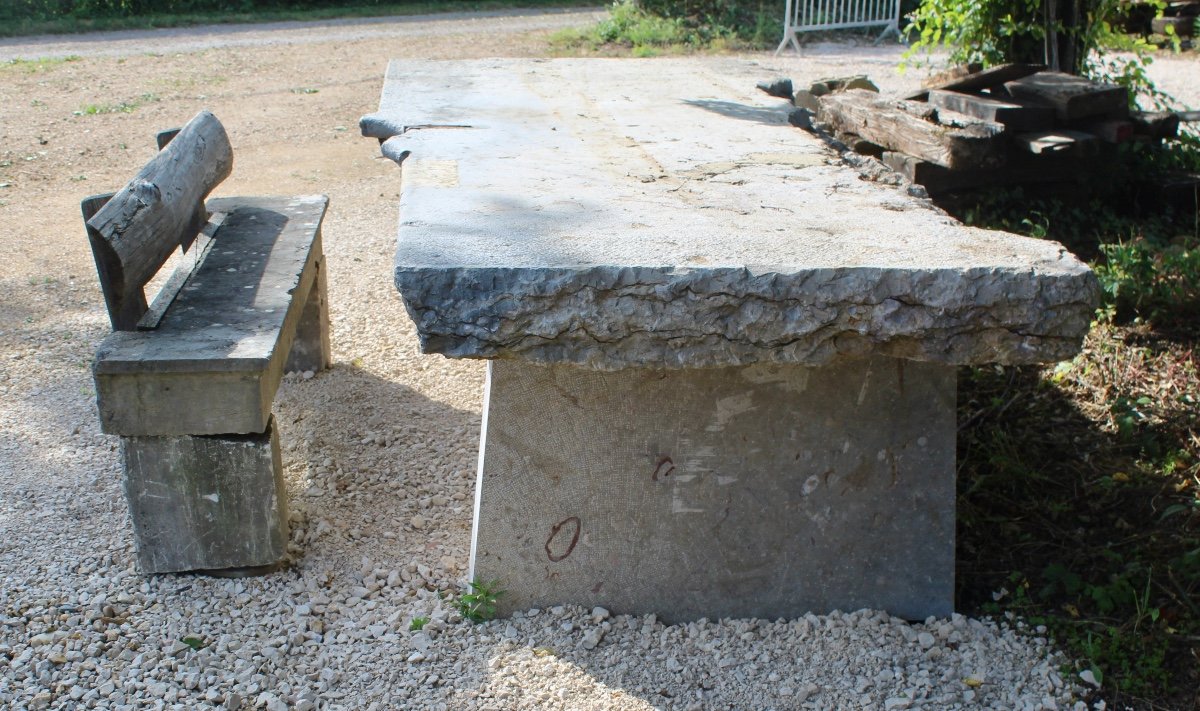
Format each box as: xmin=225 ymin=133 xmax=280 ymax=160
xmin=546 ymin=516 xmax=581 ymax=562
xmin=652 ymin=456 xmax=675 ymax=481
xmin=591 ymin=580 xmax=604 ymax=593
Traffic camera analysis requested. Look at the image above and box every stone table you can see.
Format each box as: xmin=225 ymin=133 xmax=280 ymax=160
xmin=361 ymin=58 xmax=1097 ymax=622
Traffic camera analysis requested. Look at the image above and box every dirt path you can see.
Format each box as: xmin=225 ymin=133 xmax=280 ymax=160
xmin=0 ymin=8 xmax=607 ymax=60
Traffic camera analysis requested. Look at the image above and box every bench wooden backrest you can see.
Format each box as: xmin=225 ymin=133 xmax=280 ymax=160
xmin=82 ymin=110 xmax=233 ymax=331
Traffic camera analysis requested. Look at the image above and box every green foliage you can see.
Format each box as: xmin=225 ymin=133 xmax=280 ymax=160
xmin=455 ymin=578 xmax=503 ymax=623
xmin=903 ymin=0 xmax=1175 ymax=108
xmin=982 ymin=566 xmax=1173 ymax=698
xmin=960 ymin=351 xmax=1200 ymax=704
xmin=1 ymin=56 xmax=81 ymax=73
xmin=75 ymin=92 xmax=159 ymax=115
xmin=1095 ymin=237 xmax=1200 ymax=325
xmin=408 ymin=616 xmax=430 ymax=631
xmin=950 ymin=133 xmax=1200 ymax=329
xmin=905 ymin=0 xmax=1051 ymax=69
xmin=635 ymin=0 xmax=781 ymax=46
xmin=553 ymin=0 xmax=782 ymax=53
xmin=592 ymin=0 xmax=690 ymax=50
xmin=955 ymin=138 xmax=1200 ymax=704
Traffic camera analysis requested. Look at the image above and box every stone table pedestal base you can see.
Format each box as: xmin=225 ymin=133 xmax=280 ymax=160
xmin=471 ymin=357 xmax=956 ymax=622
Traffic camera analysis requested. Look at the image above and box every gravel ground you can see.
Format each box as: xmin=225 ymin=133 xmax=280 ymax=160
xmin=3 ymin=10 xmax=1196 ymax=711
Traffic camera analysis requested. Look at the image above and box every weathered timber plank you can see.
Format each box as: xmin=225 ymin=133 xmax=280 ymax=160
xmin=930 ymin=105 xmax=1007 ymax=133
xmin=818 ymin=91 xmax=1007 ymax=169
xmin=927 ymin=89 xmax=1055 ymax=130
xmin=86 ymin=111 xmax=233 ymax=330
xmin=833 ymin=131 xmax=886 ymax=157
xmin=283 ymin=254 xmax=332 ymax=374
xmin=122 ymin=415 xmax=288 ymax=573
xmin=136 ymin=212 xmax=226 ymax=331
xmin=156 ymin=127 xmax=182 ymax=150
xmin=906 ymin=63 xmax=1044 ymax=101
xmin=83 ymin=193 xmax=148 ymax=331
xmin=920 ymin=63 xmax=983 ymax=89
xmin=1005 ymin=72 xmax=1129 ymax=121
xmin=94 ymin=196 xmax=328 ymax=436
xmin=1131 ymin=111 xmax=1181 ymax=139
xmin=883 ymin=150 xmax=1100 ymax=196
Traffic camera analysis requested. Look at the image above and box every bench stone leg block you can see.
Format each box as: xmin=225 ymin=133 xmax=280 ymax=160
xmin=285 ymin=255 xmax=332 ymax=374
xmin=471 ymin=357 xmax=956 ymax=622
xmin=121 ymin=415 xmax=289 ymax=574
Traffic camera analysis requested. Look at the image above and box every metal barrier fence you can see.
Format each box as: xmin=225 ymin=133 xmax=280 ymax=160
xmin=775 ymin=0 xmax=901 ymax=54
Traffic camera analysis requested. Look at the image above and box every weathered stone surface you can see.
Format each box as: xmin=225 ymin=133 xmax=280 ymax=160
xmin=283 ymin=255 xmax=332 ymax=375
xmin=122 ymin=416 xmax=288 ymax=574
xmin=94 ymin=196 xmax=328 ymax=436
xmin=756 ymin=76 xmax=794 ymax=100
xmin=362 ymin=58 xmax=1097 ymax=371
xmin=472 ymin=357 xmax=956 ymax=622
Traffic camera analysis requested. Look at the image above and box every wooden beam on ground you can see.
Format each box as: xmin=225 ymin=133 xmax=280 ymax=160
xmin=818 ymin=91 xmax=1007 ymax=170
xmin=882 ymin=150 xmax=1100 ymax=197
xmin=920 ymin=64 xmax=983 ymax=90
xmin=906 ymin=63 xmax=1045 ymax=101
xmin=1005 ymin=72 xmax=1129 ymax=122
xmin=1131 ymin=111 xmax=1181 ymax=139
xmin=927 ymin=90 xmax=1055 ymax=130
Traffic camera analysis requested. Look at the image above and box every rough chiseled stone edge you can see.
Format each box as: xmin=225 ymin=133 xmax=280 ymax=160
xmin=394 ymin=264 xmax=1100 ymax=369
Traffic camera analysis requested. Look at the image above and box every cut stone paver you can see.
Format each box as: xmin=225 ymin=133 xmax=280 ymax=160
xmin=363 ymin=58 xmax=1098 ymax=620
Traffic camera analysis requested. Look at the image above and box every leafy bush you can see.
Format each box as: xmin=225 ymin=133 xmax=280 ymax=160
xmin=903 ymin=0 xmax=1174 ymax=108
xmin=1096 ymin=237 xmax=1200 ymax=325
xmin=554 ymin=0 xmax=782 ymax=52
xmin=590 ymin=0 xmax=691 ymax=48
xmin=636 ymin=0 xmax=780 ymax=44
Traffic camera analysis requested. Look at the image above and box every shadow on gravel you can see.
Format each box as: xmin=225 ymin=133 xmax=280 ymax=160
xmin=274 ymin=361 xmax=482 ymax=572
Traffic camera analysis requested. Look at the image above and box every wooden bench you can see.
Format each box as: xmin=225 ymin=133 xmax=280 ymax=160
xmin=83 ymin=111 xmax=331 ymax=575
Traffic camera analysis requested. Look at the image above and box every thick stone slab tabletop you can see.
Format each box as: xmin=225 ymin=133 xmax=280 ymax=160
xmin=361 ymin=57 xmax=1098 ymax=371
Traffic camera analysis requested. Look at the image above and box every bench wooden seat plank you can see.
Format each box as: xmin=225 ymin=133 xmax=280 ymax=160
xmin=94 ymin=195 xmax=328 ymax=437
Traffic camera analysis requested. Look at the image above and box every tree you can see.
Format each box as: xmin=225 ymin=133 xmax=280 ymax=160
xmin=906 ymin=0 xmax=1117 ymax=76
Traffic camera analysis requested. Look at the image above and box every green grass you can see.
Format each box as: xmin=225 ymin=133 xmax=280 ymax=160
xmin=0 ymin=0 xmax=598 ymax=39
xmin=1 ymin=56 xmax=82 ymax=72
xmin=949 ymin=134 xmax=1200 ymax=710
xmin=75 ymin=92 xmax=160 ymax=115
xmin=550 ymin=0 xmax=781 ymax=54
